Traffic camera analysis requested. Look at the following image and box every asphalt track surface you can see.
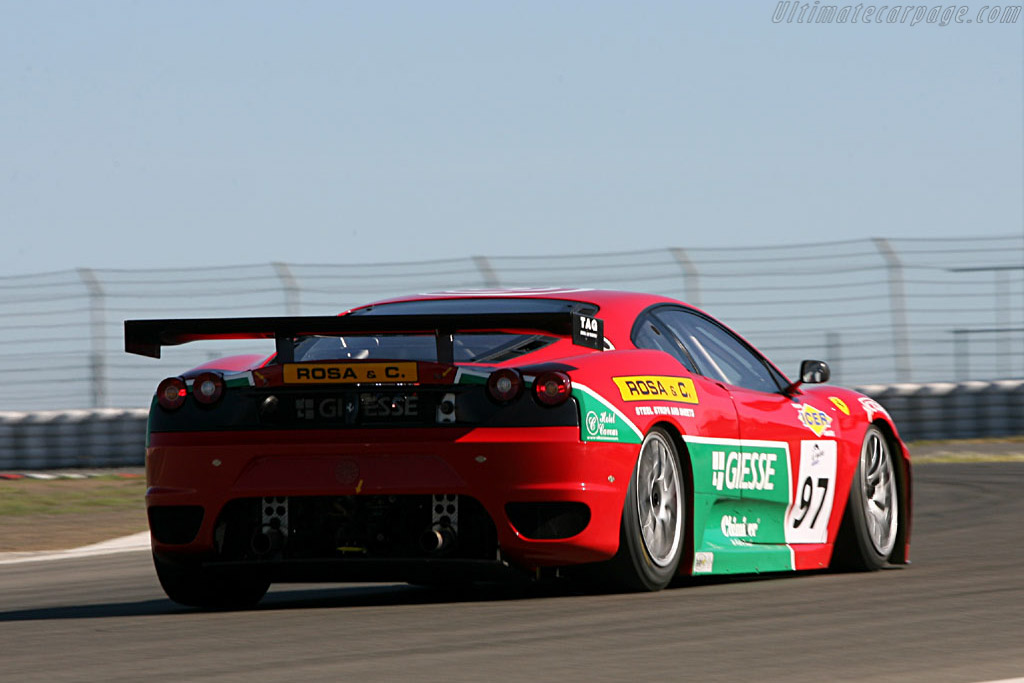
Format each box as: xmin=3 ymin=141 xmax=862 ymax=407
xmin=2 ymin=463 xmax=1023 ymax=682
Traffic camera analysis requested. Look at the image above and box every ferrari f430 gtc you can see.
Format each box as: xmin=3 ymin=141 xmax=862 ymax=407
xmin=125 ymin=289 xmax=911 ymax=608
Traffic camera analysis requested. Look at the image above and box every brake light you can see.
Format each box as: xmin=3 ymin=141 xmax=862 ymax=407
xmin=533 ymin=371 xmax=571 ymax=406
xmin=192 ymin=372 xmax=225 ymax=405
xmin=487 ymin=368 xmax=523 ymax=403
xmin=156 ymin=377 xmax=187 ymax=411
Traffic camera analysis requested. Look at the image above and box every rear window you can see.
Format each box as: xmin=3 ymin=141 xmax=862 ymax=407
xmin=293 ymin=332 xmax=555 ymax=363
xmin=294 ymin=297 xmax=597 ymax=363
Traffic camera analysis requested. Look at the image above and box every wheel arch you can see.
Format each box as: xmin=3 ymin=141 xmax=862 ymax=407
xmin=871 ymin=418 xmax=912 ymax=564
xmin=644 ymin=420 xmax=695 ymax=577
xmin=831 ymin=419 xmax=911 ymax=567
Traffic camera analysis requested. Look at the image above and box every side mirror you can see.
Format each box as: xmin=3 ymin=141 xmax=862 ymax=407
xmin=800 ymin=360 xmax=830 ymax=384
xmin=784 ymin=360 xmax=830 ymax=396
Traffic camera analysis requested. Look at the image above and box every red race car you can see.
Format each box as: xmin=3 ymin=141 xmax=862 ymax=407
xmin=125 ymin=288 xmax=911 ymax=608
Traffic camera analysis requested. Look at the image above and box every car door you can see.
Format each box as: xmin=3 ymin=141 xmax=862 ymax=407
xmin=650 ymin=307 xmax=839 ymax=555
xmin=631 ymin=314 xmax=741 ymax=441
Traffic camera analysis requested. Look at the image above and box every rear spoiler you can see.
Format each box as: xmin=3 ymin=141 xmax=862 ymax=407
xmin=124 ymin=312 xmax=604 ymax=363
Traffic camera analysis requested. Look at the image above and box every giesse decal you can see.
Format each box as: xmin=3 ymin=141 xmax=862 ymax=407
xmin=711 ymin=450 xmax=778 ymax=492
xmin=361 ymin=394 xmax=418 ymax=418
xmin=295 ymin=397 xmax=356 ymax=420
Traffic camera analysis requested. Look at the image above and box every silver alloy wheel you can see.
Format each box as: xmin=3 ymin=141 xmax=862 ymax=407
xmin=635 ymin=431 xmax=682 ymax=567
xmin=859 ymin=429 xmax=898 ymax=557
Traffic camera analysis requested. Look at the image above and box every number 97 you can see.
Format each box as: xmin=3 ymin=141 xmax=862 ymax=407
xmin=792 ymin=476 xmax=829 ymax=529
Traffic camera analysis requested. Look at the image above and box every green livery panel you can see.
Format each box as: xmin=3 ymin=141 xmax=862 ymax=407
xmin=687 ymin=436 xmax=795 ymax=574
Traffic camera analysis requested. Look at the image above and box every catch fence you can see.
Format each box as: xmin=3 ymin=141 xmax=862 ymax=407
xmin=1 ymin=234 xmax=1022 ymax=411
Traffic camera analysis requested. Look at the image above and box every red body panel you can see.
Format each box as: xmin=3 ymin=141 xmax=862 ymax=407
xmin=148 ymin=427 xmax=636 ymax=568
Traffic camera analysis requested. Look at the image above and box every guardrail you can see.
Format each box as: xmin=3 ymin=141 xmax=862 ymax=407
xmin=1 ymin=381 xmax=1022 ymax=470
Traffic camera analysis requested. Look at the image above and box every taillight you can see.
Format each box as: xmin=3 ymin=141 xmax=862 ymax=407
xmin=192 ymin=372 xmax=225 ymax=405
xmin=487 ymin=368 xmax=523 ymax=402
xmin=533 ymin=371 xmax=571 ymax=406
xmin=156 ymin=377 xmax=187 ymax=411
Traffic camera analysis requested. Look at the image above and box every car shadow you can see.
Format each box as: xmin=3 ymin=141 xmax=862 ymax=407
xmin=0 ymin=597 xmax=178 ymax=622
xmin=0 ymin=579 xmax=597 ymax=622
xmin=0 ymin=566 xmax=850 ymax=622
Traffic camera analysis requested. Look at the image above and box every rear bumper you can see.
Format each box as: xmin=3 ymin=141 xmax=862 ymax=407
xmin=146 ymin=426 xmax=639 ymax=572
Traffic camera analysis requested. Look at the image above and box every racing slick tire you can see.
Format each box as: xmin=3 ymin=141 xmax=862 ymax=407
xmin=154 ymin=552 xmax=270 ymax=609
xmin=608 ymin=428 xmax=685 ymax=591
xmin=833 ymin=425 xmax=901 ymax=571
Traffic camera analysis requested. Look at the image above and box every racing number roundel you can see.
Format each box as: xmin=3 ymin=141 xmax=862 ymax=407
xmin=784 ymin=440 xmax=838 ymax=544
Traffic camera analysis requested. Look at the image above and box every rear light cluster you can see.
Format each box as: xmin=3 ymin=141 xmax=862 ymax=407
xmin=533 ymin=372 xmax=571 ymax=406
xmin=486 ymin=369 xmax=523 ymax=402
xmin=486 ymin=369 xmax=572 ymax=407
xmin=156 ymin=377 xmax=187 ymax=411
xmin=158 ymin=368 xmax=565 ymax=411
xmin=192 ymin=372 xmax=224 ymax=405
xmin=156 ymin=373 xmax=225 ymax=411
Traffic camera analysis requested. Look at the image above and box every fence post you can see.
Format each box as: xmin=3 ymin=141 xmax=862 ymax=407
xmin=77 ymin=268 xmax=106 ymax=408
xmin=272 ymin=262 xmax=301 ymax=315
xmin=948 ymin=264 xmax=1024 ymax=379
xmin=826 ymin=331 xmax=841 ymax=382
xmin=996 ymin=270 xmax=1010 ymax=377
xmin=473 ymin=256 xmax=500 ymax=288
xmin=669 ymin=248 xmax=702 ymax=307
xmin=953 ymin=329 xmax=968 ymax=381
xmin=871 ymin=238 xmax=911 ymax=382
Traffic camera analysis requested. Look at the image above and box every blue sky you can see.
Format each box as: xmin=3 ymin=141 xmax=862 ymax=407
xmin=2 ymin=1 xmax=1021 ymax=276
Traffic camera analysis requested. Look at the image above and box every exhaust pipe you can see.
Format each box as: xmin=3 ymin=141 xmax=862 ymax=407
xmin=251 ymin=527 xmax=285 ymax=556
xmin=420 ymin=525 xmax=456 ymax=553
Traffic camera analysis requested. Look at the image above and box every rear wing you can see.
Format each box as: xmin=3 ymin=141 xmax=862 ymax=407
xmin=124 ymin=312 xmax=604 ymax=363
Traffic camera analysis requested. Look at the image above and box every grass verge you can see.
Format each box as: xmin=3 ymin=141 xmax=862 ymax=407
xmin=909 ymin=436 xmax=1024 ymax=463
xmin=0 ymin=475 xmax=147 ymax=552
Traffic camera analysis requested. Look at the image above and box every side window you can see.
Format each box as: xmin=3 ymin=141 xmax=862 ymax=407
xmin=632 ymin=316 xmax=698 ymax=373
xmin=654 ymin=308 xmax=782 ymax=393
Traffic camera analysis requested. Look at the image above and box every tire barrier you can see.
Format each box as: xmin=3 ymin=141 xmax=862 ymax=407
xmin=856 ymin=379 xmax=1024 ymax=442
xmin=0 ymin=380 xmax=1022 ymax=470
xmin=0 ymin=409 xmax=147 ymax=471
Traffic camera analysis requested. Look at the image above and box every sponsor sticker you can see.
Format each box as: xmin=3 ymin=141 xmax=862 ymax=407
xmin=584 ymin=409 xmax=621 ymax=441
xmin=710 ymin=449 xmax=781 ymax=493
xmin=573 ymin=383 xmax=643 ymax=444
xmin=572 ymin=313 xmax=604 ymax=350
xmin=612 ymin=376 xmax=699 ymax=404
xmin=829 ymin=397 xmax=850 ymax=415
xmin=284 ymin=362 xmax=418 ymax=384
xmin=693 ymin=551 xmax=714 ymax=573
xmin=859 ymin=397 xmax=889 ymax=421
xmin=721 ymin=514 xmax=760 ymax=540
xmin=794 ymin=403 xmax=835 ymax=437
xmin=634 ymin=405 xmax=695 ymax=418
xmin=295 ymin=394 xmax=419 ymax=422
xmin=685 ymin=436 xmax=792 ymax=505
xmin=295 ymin=397 xmax=358 ymax=421
xmin=360 ymin=393 xmax=419 ymax=418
